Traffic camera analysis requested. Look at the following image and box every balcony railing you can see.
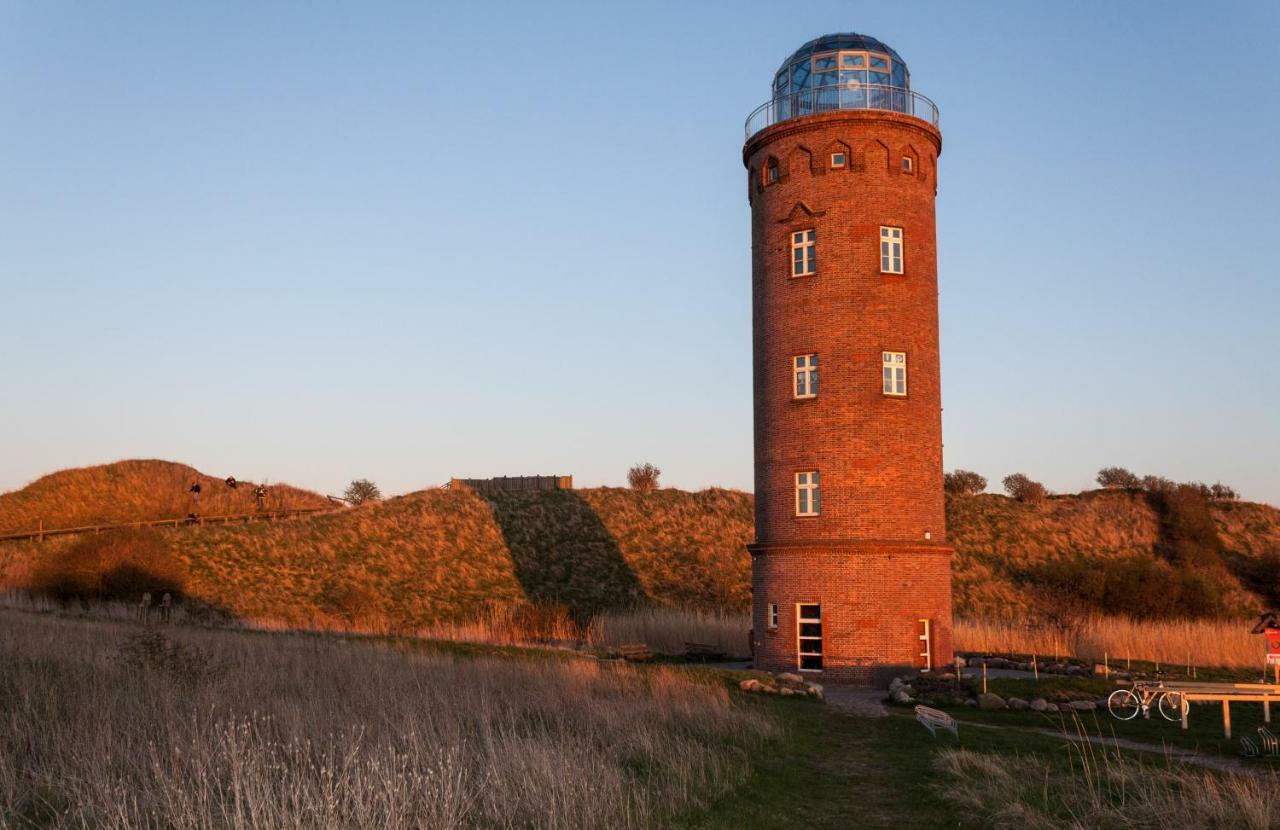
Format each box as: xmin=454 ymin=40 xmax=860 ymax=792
xmin=745 ymin=84 xmax=939 ymax=140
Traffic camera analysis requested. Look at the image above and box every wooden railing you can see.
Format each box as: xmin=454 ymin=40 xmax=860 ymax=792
xmin=0 ymin=506 xmax=342 ymax=544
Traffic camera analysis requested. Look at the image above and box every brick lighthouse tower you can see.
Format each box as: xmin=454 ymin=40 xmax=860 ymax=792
xmin=744 ymin=33 xmax=952 ymax=684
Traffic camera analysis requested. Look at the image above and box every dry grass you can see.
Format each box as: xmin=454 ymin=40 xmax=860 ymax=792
xmin=0 ymin=459 xmax=331 ymax=535
xmin=0 ymin=608 xmax=776 ymax=829
xmin=956 ymin=615 xmax=1269 ymax=670
xmin=590 ymin=608 xmax=752 ymax=657
xmin=936 ymin=734 xmax=1280 ymax=828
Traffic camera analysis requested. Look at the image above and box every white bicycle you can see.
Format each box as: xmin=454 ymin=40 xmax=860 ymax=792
xmin=1106 ymin=682 xmax=1188 ymax=722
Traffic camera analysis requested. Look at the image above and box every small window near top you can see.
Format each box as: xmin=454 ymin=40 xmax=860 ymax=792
xmin=791 ymin=229 xmax=816 ymax=276
xmin=766 ymin=159 xmax=780 ymax=184
xmin=902 ymin=156 xmax=913 ymax=173
xmin=882 ymin=351 xmax=907 ymax=397
xmin=768 ymin=603 xmax=779 ymax=629
xmin=793 ymin=354 xmax=818 ymax=399
xmin=880 ymin=226 xmax=903 ymax=274
xmin=831 ymin=152 xmax=846 ymax=168
xmin=795 ymin=471 xmax=820 ymax=517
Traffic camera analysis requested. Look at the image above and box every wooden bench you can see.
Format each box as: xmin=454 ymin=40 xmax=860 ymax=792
xmin=684 ymin=642 xmax=728 ymax=662
xmin=915 ymin=705 xmax=958 ymax=738
xmin=618 ymin=644 xmax=654 ymax=663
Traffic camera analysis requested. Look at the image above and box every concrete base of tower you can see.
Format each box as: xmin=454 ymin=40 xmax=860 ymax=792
xmin=748 ymin=540 xmax=953 ymax=687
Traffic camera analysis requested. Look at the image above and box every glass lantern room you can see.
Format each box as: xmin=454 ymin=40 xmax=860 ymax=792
xmin=772 ymin=33 xmax=909 ymax=97
xmin=746 ymin=32 xmax=937 ymax=138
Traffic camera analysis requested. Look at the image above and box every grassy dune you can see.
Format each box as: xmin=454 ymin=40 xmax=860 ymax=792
xmin=3 ymin=461 xmax=1278 ymax=634
xmin=0 ymin=459 xmax=332 ymax=535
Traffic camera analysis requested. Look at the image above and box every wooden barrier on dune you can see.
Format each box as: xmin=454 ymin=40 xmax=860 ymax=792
xmin=450 ymin=475 xmax=573 ymax=494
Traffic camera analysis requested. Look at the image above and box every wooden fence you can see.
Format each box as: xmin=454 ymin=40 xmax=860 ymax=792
xmin=0 ymin=506 xmax=342 ymax=544
xmin=450 ymin=475 xmax=573 ymax=494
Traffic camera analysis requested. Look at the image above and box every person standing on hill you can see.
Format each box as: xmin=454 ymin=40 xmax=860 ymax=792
xmin=189 ymin=481 xmax=201 ymax=505
xmin=254 ymin=484 xmax=267 ymax=511
xmin=225 ymin=476 xmax=237 ymax=489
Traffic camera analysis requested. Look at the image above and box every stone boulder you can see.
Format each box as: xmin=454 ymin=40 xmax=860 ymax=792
xmin=1008 ymin=697 xmax=1030 ymax=711
xmin=1069 ymin=700 xmax=1097 ymax=712
xmin=977 ymin=693 xmax=1007 ymax=711
xmin=776 ymin=672 xmax=805 ymax=686
xmin=1029 ymin=698 xmax=1050 ymax=712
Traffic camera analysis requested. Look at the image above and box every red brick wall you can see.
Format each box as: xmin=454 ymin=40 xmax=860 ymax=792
xmin=744 ymin=109 xmax=953 ymax=685
xmin=750 ymin=542 xmax=953 ymax=684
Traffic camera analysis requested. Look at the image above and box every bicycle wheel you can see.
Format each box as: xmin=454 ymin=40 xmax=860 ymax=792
xmin=1158 ymin=692 xmax=1188 ymax=722
xmin=1107 ymin=688 xmax=1142 ymax=720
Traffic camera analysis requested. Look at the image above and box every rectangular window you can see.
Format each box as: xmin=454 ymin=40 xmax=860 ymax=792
xmin=882 ymin=351 xmax=907 ymax=396
xmin=795 ymin=471 xmax=820 ymax=516
xmin=797 ymin=604 xmax=823 ymax=671
xmin=791 ymin=229 xmax=816 ymax=276
xmin=793 ymin=354 xmax=818 ymax=399
xmin=768 ymin=603 xmax=779 ymax=630
xmin=831 ymin=152 xmax=846 ymax=168
xmin=902 ymin=156 xmax=913 ymax=172
xmin=880 ymin=226 xmax=903 ymax=273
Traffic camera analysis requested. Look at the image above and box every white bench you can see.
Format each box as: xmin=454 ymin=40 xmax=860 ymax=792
xmin=915 ymin=705 xmax=958 ymax=738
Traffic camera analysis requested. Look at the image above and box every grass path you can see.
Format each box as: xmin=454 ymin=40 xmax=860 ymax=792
xmin=677 ymin=694 xmax=1089 ymax=829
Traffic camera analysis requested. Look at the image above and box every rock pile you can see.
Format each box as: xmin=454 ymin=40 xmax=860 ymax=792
xmin=738 ymin=672 xmax=825 ymax=700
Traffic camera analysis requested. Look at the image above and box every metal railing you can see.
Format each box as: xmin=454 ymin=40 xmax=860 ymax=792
xmin=745 ymin=84 xmax=939 ymax=140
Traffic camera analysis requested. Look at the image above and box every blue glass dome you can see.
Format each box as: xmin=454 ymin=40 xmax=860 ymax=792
xmin=772 ymin=32 xmax=910 ymax=97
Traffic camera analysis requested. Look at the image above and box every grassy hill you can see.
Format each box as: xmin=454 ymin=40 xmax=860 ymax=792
xmin=0 ymin=460 xmax=333 ymax=535
xmin=2 ymin=461 xmax=1278 ymax=626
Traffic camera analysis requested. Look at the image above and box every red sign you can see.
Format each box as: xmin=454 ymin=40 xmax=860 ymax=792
xmin=1267 ymin=628 xmax=1280 ymax=665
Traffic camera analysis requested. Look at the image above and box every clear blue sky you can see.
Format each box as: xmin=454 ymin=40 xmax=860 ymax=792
xmin=2 ymin=1 xmax=1277 ymax=505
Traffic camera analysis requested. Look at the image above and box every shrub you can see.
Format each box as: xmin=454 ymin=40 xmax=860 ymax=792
xmin=1152 ymin=484 xmax=1225 ymax=572
xmin=1029 ymin=553 xmax=1223 ymax=618
xmin=1141 ymin=475 xmax=1175 ymax=493
xmin=30 ymin=528 xmax=184 ymax=603
xmin=1209 ymin=482 xmax=1238 ymax=501
xmin=343 ymin=479 xmax=382 ymax=505
xmin=944 ymin=470 xmax=987 ymax=496
xmin=1096 ymin=467 xmax=1140 ymax=489
xmin=627 ymin=463 xmax=661 ymax=493
xmin=1002 ymin=473 xmax=1047 ymax=503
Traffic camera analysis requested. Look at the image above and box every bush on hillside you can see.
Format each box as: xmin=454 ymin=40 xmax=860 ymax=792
xmin=944 ymin=470 xmax=987 ymax=496
xmin=1029 ymin=553 xmax=1224 ymax=619
xmin=1002 ymin=473 xmax=1047 ymax=503
xmin=1209 ymin=482 xmax=1239 ymax=501
xmin=344 ymin=479 xmax=382 ymax=505
xmin=1096 ymin=467 xmax=1141 ymax=489
xmin=1142 ymin=475 xmax=1175 ymax=493
xmin=1151 ymin=484 xmax=1225 ymax=572
xmin=627 ymin=463 xmax=661 ymax=493
xmin=30 ymin=528 xmax=184 ymax=603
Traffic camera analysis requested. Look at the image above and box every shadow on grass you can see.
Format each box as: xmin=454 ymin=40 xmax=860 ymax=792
xmin=480 ymin=489 xmax=648 ymax=621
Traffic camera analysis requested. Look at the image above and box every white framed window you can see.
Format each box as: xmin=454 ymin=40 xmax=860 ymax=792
xmin=768 ymin=603 xmax=779 ymax=629
xmin=831 ymin=152 xmax=846 ymax=168
xmin=795 ymin=471 xmax=820 ymax=516
xmin=918 ymin=618 xmax=932 ymax=671
xmin=797 ymin=603 xmax=823 ymax=671
xmin=791 ymin=229 xmax=816 ymax=276
xmin=882 ymin=351 xmax=907 ymax=396
xmin=880 ymin=226 xmax=903 ymax=274
xmin=793 ymin=354 xmax=818 ymax=399
xmin=902 ymin=156 xmax=913 ymax=173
